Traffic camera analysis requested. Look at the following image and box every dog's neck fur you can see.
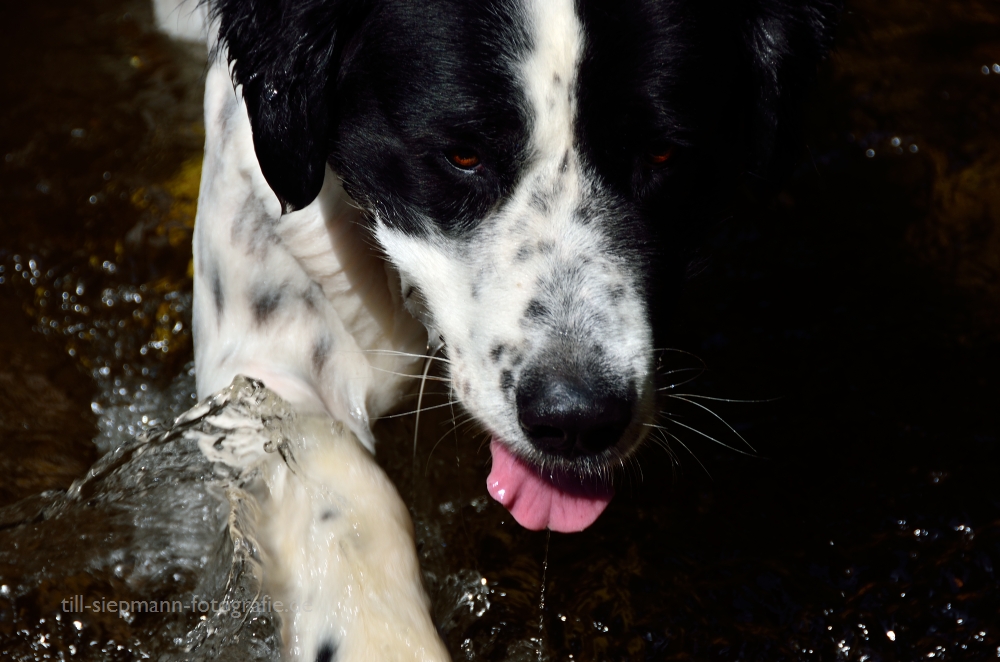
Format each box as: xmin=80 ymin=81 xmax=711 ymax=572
xmin=192 ymin=57 xmax=426 ymax=450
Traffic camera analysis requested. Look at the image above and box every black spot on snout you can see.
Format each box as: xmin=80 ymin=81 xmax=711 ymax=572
xmin=315 ymin=642 xmax=337 ymax=662
xmin=525 ymin=299 xmax=548 ymax=321
xmin=501 ymin=369 xmax=515 ymax=392
xmin=553 ymin=72 xmax=562 ymax=85
xmin=491 ymin=344 xmax=507 ymax=363
xmin=515 ymin=243 xmax=534 ymax=262
xmin=252 ymin=287 xmax=283 ymax=324
xmin=320 ymin=509 xmax=337 ymax=522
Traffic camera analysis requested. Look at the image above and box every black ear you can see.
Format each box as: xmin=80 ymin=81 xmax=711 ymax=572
xmin=742 ymin=0 xmax=841 ymax=181
xmin=213 ymin=0 xmax=359 ymax=212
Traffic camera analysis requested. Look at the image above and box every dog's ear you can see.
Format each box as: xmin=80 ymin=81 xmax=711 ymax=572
xmin=213 ymin=0 xmax=363 ymax=212
xmin=741 ymin=0 xmax=841 ymax=181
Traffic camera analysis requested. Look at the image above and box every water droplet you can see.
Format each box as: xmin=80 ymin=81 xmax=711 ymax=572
xmin=865 ymin=149 xmax=875 ymax=158
xmin=891 ymin=137 xmax=901 ymax=147
xmin=909 ymin=144 xmax=919 ymax=153
xmin=71 ymin=128 xmax=86 ymax=138
xmin=265 ymin=85 xmax=279 ymax=102
xmin=994 ymin=64 xmax=1000 ymax=74
xmin=984 ymin=65 xmax=992 ymax=75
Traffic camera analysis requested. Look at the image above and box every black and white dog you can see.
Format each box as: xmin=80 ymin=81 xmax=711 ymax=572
xmin=157 ymin=0 xmax=837 ymax=656
xmin=185 ymin=0 xmax=838 ymax=532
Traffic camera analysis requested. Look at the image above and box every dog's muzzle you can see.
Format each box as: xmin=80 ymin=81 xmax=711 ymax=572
xmin=487 ymin=361 xmax=636 ymax=533
xmin=515 ymin=366 xmax=633 ymax=459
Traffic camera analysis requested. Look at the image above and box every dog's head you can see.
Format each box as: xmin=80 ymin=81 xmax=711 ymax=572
xmin=215 ymin=0 xmax=839 ymax=531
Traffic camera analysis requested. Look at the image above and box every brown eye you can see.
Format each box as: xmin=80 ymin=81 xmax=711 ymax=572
xmin=643 ymin=147 xmax=674 ymax=168
xmin=447 ymin=148 xmax=481 ymax=170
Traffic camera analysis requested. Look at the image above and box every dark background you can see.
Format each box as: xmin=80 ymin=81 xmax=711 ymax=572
xmin=1 ymin=1 xmax=998 ymax=660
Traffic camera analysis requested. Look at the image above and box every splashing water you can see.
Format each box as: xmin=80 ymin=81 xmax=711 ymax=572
xmin=0 ymin=375 xmax=283 ymax=661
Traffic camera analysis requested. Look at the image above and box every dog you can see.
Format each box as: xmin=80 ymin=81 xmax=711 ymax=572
xmin=159 ymin=0 xmax=838 ymax=656
xmin=190 ymin=0 xmax=839 ymax=531
xmin=188 ymin=376 xmax=450 ymax=662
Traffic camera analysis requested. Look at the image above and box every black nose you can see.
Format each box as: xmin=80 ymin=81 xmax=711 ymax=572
xmin=516 ymin=368 xmax=633 ymax=458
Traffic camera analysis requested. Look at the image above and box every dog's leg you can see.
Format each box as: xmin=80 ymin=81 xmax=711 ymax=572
xmin=192 ymin=377 xmax=450 ymax=662
xmin=192 ymin=56 xmax=427 ymax=450
xmin=263 ymin=414 xmax=449 ymax=662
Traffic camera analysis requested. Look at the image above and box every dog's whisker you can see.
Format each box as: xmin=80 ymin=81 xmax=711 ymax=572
xmin=613 ymin=445 xmax=642 ymax=489
xmin=424 ymin=417 xmax=469 ymax=475
xmin=368 ymin=365 xmax=452 ymax=382
xmin=652 ymin=347 xmax=708 ymax=365
xmin=413 ymin=345 xmax=441 ymax=462
xmin=654 ymin=431 xmax=682 ymax=468
xmin=664 ymin=395 xmax=757 ymax=454
xmin=361 ymin=348 xmax=452 ymax=364
xmin=657 ymin=367 xmax=705 ymax=378
xmin=376 ymin=400 xmax=461 ymax=421
xmin=648 ymin=431 xmax=679 ymax=468
xmin=655 ymin=426 xmax=713 ymax=479
xmin=649 ymin=419 xmax=756 ymax=458
xmin=656 ymin=368 xmax=707 ymax=391
xmin=670 ymin=393 xmax=780 ymax=404
xmin=446 ymin=388 xmax=464 ymax=467
xmin=396 ymin=389 xmax=452 ymax=399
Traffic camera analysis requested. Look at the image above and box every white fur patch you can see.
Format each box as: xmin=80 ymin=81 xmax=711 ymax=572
xmin=188 ymin=377 xmax=448 ymax=662
xmin=152 ymin=0 xmax=209 ymax=43
xmin=522 ymin=0 xmax=583 ymax=159
xmin=375 ymin=0 xmax=655 ymax=468
xmin=193 ymin=57 xmax=427 ymax=451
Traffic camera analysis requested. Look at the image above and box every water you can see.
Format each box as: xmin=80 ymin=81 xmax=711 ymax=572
xmin=0 ymin=377 xmax=283 ymax=661
xmin=2 ymin=0 xmax=1000 ymax=660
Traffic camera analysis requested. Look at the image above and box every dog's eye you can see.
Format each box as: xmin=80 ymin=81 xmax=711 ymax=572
xmin=643 ymin=147 xmax=674 ymax=168
xmin=446 ymin=148 xmax=482 ymax=171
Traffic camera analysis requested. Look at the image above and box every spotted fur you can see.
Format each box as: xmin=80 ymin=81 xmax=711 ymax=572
xmin=177 ymin=0 xmax=838 ymax=655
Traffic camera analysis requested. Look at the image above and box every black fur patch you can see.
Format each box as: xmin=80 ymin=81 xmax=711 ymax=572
xmin=209 ymin=0 xmax=841 ymax=472
xmin=500 ymin=369 xmax=515 ymax=392
xmin=251 ymin=287 xmax=283 ymax=324
xmin=525 ymin=299 xmax=548 ymax=321
xmin=211 ymin=268 xmax=225 ymax=318
xmin=529 ymin=190 xmax=551 ymax=215
xmin=312 ymin=336 xmax=332 ymax=372
xmin=490 ymin=343 xmax=507 ymax=363
xmin=302 ymin=283 xmax=322 ymax=311
xmin=232 ymin=195 xmax=277 ymax=255
xmin=315 ymin=642 xmax=337 ymax=662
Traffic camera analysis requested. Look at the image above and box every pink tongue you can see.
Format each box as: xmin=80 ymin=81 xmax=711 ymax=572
xmin=486 ymin=439 xmax=614 ymax=533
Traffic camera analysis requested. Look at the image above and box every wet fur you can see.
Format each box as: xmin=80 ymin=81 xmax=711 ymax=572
xmin=164 ymin=0 xmax=838 ymax=658
xmin=205 ymin=0 xmax=839 ymax=474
